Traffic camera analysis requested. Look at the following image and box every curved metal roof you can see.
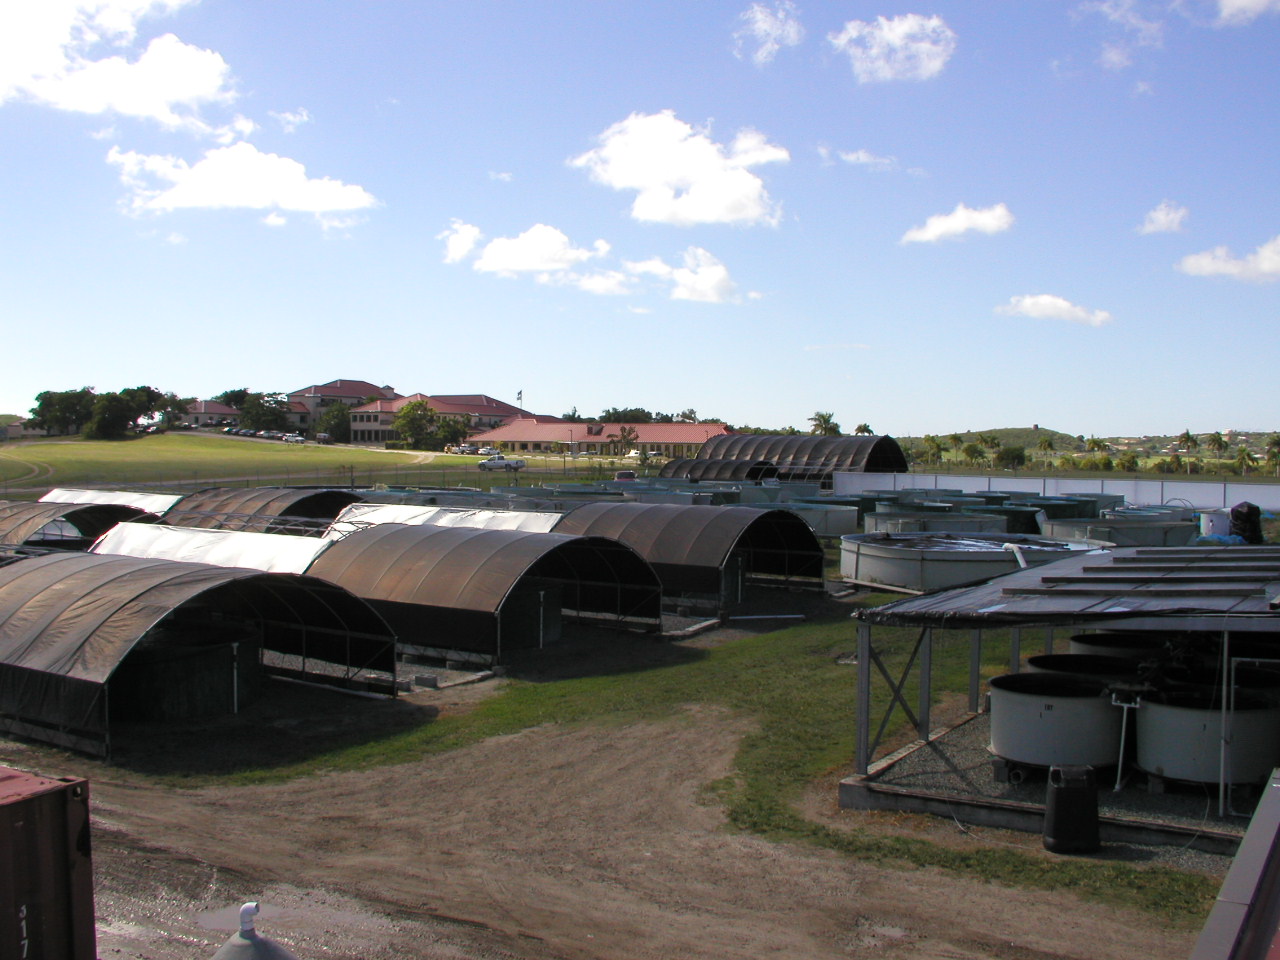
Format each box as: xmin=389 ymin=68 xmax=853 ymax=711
xmin=164 ymin=487 xmax=365 ymax=532
xmin=0 ymin=500 xmax=156 ymax=547
xmin=0 ymin=552 xmax=392 ymax=683
xmin=656 ymin=459 xmax=779 ymax=482
xmin=696 ymin=434 xmax=907 ymax=478
xmin=307 ymin=523 xmax=659 ymax=615
xmin=550 ymin=503 xmax=824 ymax=593
xmin=40 ymin=488 xmax=184 ymax=514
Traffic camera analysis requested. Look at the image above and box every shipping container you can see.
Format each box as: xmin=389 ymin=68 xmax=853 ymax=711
xmin=0 ymin=767 xmax=96 ymax=960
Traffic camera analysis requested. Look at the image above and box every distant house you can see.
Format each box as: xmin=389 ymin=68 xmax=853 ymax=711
xmin=289 ymin=380 xmax=401 ymax=423
xmin=181 ymin=400 xmax=240 ymax=427
xmin=349 ymin=393 xmax=527 ymax=445
xmin=467 ymin=419 xmax=733 ymax=460
xmin=4 ymin=418 xmax=49 ymax=440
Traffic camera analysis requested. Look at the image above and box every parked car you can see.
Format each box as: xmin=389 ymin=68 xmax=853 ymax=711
xmin=478 ymin=446 xmax=500 ymax=455
xmin=477 ymin=455 xmax=526 ymax=472
xmin=614 ymin=470 xmax=637 ymax=481
xmin=315 ymin=433 xmax=334 ymax=444
xmin=283 ymin=433 xmax=306 ymax=444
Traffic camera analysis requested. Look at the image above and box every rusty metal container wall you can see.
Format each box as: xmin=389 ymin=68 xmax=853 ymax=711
xmin=0 ymin=767 xmax=96 ymax=960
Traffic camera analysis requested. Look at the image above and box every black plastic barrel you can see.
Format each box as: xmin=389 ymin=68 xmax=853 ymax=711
xmin=1043 ymin=765 xmax=1100 ymax=854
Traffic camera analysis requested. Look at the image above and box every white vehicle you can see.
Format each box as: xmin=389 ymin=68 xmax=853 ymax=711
xmin=477 ymin=455 xmax=526 ymax=472
xmin=478 ymin=446 xmax=501 ymax=455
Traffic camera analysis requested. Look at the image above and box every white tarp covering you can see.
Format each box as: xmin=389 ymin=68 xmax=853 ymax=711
xmin=92 ymin=523 xmax=330 ymax=574
xmin=41 ymin=487 xmax=184 ymax=513
xmin=326 ymin=503 xmax=561 ymax=539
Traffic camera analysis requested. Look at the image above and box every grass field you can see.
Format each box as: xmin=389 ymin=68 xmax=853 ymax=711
xmin=0 ymin=432 xmax=634 ymax=495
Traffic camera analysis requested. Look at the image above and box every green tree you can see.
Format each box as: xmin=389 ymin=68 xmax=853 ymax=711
xmin=239 ymin=393 xmax=291 ymax=432
xmin=28 ymin=387 xmax=95 ymax=435
xmin=854 ymin=423 xmax=874 ymax=435
xmin=394 ymin=400 xmax=438 ymax=449
xmin=808 ymin=412 xmax=841 ymax=436
xmin=1085 ymin=436 xmax=1108 ymax=453
xmin=1116 ymin=451 xmax=1139 ymax=472
xmin=1205 ymin=432 xmax=1228 ymax=460
xmin=961 ymin=442 xmax=986 ymax=465
xmin=316 ymin=401 xmax=353 ymax=444
xmin=600 ymin=407 xmax=653 ymax=423
xmin=948 ymin=433 xmax=964 ymax=455
xmin=994 ymin=445 xmax=1026 ymax=470
xmin=212 ymin=388 xmax=251 ymax=409
xmin=1236 ymin=445 xmax=1258 ymax=475
xmin=437 ymin=416 xmax=468 ymax=446
xmin=83 ymin=392 xmax=140 ymax=440
xmin=922 ymin=435 xmax=944 ymax=465
xmin=1266 ymin=435 xmax=1280 ymax=476
xmin=614 ymin=424 xmax=640 ymax=454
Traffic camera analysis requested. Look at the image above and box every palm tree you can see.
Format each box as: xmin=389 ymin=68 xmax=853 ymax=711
xmin=808 ymin=412 xmax=841 ymax=436
xmin=922 ymin=434 xmax=944 ymax=465
xmin=1036 ymin=437 xmax=1055 ymax=469
xmin=1176 ymin=429 xmax=1199 ymax=474
xmin=962 ymin=442 xmax=986 ymax=465
xmin=1085 ymin=436 xmax=1108 ymax=453
xmin=1205 ymin=432 xmax=1228 ymax=461
xmin=1267 ymin=435 xmax=1280 ymax=477
xmin=854 ymin=423 xmax=874 ymax=435
xmin=1236 ymin=445 xmax=1258 ymax=475
xmin=614 ymin=424 xmax=639 ymax=455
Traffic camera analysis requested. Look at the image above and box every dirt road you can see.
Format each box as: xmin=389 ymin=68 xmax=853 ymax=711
xmin=0 ymin=686 xmax=1209 ymax=960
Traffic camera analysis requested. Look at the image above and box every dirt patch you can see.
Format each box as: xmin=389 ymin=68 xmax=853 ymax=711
xmin=3 ymin=598 xmax=1212 ymax=960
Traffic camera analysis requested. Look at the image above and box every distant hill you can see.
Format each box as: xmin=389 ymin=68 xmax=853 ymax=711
xmin=0 ymin=414 xmax=20 ymax=427
xmin=897 ymin=426 xmax=1084 ymax=452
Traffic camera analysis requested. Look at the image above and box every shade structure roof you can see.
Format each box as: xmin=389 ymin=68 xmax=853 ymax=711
xmin=41 ymin=487 xmax=185 ymax=514
xmin=0 ymin=551 xmax=395 ymax=754
xmin=93 ymin=523 xmax=332 ymax=574
xmin=305 ymin=523 xmax=661 ymax=657
xmin=308 ymin=522 xmax=659 ymax=613
xmin=551 ymin=502 xmax=824 ymax=595
xmin=855 ymin=546 xmax=1280 ymax=629
xmin=326 ymin=502 xmax=561 ymax=538
xmin=164 ymin=487 xmax=365 ymax=532
xmin=656 ymin=459 xmax=779 ymax=483
xmin=694 ymin=434 xmax=907 ymax=483
xmin=0 ymin=500 xmax=157 ymax=547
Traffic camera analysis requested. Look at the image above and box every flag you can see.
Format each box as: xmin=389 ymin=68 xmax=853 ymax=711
xmin=517 ymin=390 xmax=523 ymax=406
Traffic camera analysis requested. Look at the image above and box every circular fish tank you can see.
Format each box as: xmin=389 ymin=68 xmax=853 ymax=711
xmin=1135 ymin=690 xmax=1280 ymax=784
xmin=1026 ymin=654 xmax=1144 ymax=685
xmin=841 ymin=532 xmax=1104 ymax=593
xmin=989 ymin=673 xmax=1123 ymax=768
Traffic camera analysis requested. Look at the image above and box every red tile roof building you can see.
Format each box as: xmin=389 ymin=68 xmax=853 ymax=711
xmin=468 ymin=419 xmax=732 ymax=459
xmin=349 ymin=394 xmax=530 ymax=444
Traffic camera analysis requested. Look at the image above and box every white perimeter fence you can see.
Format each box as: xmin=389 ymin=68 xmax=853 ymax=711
xmin=832 ymin=472 xmax=1280 ymax=513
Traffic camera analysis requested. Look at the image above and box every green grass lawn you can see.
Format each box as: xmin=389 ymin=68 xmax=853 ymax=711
xmin=0 ymin=433 xmax=653 ymax=493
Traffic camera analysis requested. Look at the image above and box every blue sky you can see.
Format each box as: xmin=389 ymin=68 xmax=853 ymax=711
xmin=2 ymin=1 xmax=1277 ymax=437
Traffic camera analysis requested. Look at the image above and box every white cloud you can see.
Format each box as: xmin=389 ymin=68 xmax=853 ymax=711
xmin=1079 ymin=1 xmax=1164 ymax=70
xmin=1138 ymin=200 xmax=1187 ymax=234
xmin=164 ymin=231 xmax=186 ymax=244
xmin=107 ymin=141 xmax=379 ymax=221
xmin=626 ymin=248 xmax=738 ymax=303
xmin=270 ymin=108 xmax=311 ymax=133
xmin=488 ymin=171 xmax=513 ymax=182
xmin=570 ymin=110 xmax=788 ymax=226
xmin=262 ymin=212 xmax=287 ymax=227
xmin=997 ymin=294 xmax=1113 ymax=327
xmin=438 ymin=219 xmax=482 ymax=263
xmin=838 ymin=148 xmax=897 ymax=172
xmin=549 ymin=270 xmax=633 ymax=296
xmin=734 ymin=1 xmax=804 ymax=66
xmin=901 ymin=202 xmax=1014 ymax=244
xmin=22 ymin=31 xmax=238 ymax=135
xmin=1177 ymin=235 xmax=1280 ymax=282
xmin=1217 ymin=0 xmax=1280 ymax=24
xmin=828 ymin=14 xmax=956 ymax=83
xmin=473 ymin=224 xmax=607 ymax=277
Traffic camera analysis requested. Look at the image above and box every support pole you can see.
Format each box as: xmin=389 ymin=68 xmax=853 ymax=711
xmin=969 ymin=629 xmax=982 ymax=713
xmin=856 ymin=621 xmax=872 ymax=775
xmin=918 ymin=628 xmax=932 ymax=740
xmin=1010 ymin=626 xmax=1022 ymax=674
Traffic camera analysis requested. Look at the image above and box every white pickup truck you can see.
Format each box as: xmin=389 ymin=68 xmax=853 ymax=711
xmin=477 ymin=454 xmax=526 ymax=472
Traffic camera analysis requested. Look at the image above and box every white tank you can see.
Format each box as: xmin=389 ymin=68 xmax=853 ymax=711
xmin=1135 ymin=691 xmax=1280 ymax=784
xmin=988 ymin=673 xmax=1123 ymax=768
